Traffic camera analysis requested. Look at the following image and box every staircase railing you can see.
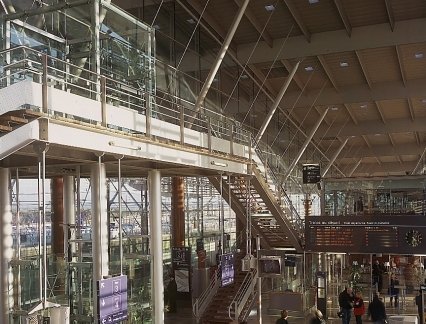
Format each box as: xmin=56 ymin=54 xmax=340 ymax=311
xmin=228 ymin=268 xmax=258 ymax=322
xmin=193 ymin=268 xmax=221 ymax=321
xmin=252 ymin=140 xmax=305 ymax=242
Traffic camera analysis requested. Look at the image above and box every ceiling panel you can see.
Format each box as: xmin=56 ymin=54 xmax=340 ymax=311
xmin=322 ymin=52 xmax=366 ymax=87
xmin=367 ymin=134 xmax=390 ymax=145
xmin=347 ymin=102 xmax=381 ymax=122
xmin=411 ymin=98 xmax=426 ymax=118
xmin=391 ymin=0 xmax=426 ymax=21
xmin=359 ymin=47 xmax=401 ymax=84
xmin=292 ymin=57 xmax=330 ymax=90
xmin=379 ymin=99 xmax=410 ymax=120
xmin=341 ymin=0 xmax=389 ymax=27
xmin=250 ymin=0 xmax=302 ymax=40
xmin=390 ymin=132 xmax=416 ymax=145
xmin=292 ymin=0 xmax=344 ymax=33
xmin=399 ymin=43 xmax=426 ymax=80
xmin=400 ymin=155 xmax=419 ymax=163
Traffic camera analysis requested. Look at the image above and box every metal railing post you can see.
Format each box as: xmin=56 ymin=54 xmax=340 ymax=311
xmin=180 ymin=105 xmax=184 ymax=145
xmin=42 ymin=53 xmax=48 ymax=114
xmin=100 ymin=76 xmax=107 ymax=127
xmin=208 ymin=117 xmax=212 ymax=152
xmin=145 ymin=92 xmax=151 ymax=138
xmin=229 ymin=124 xmax=234 ymax=155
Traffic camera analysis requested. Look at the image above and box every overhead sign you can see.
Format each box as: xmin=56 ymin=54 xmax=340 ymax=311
xmin=97 ymin=275 xmax=128 ymax=324
xmin=305 ymin=215 xmax=426 ymax=254
xmin=302 ymin=164 xmax=321 ymax=184
xmin=172 ymin=247 xmax=191 ymax=292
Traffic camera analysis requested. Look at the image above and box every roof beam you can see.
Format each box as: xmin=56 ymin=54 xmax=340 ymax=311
xmin=237 ymin=18 xmax=426 ymax=63
xmin=276 ymin=78 xmax=426 ymax=109
xmin=333 ymin=0 xmax=352 ymax=36
xmin=407 ymin=98 xmax=415 ymax=121
xmin=281 ymin=0 xmax=311 ymax=42
xmin=343 ymin=103 xmax=358 ymax=125
xmin=315 ymin=117 xmax=426 ymax=138
xmin=375 ymin=101 xmax=386 ymax=124
xmin=334 ymin=142 xmax=425 ymax=158
xmin=395 ymin=45 xmax=407 ymax=86
xmin=353 ymin=161 xmax=418 ymax=175
xmin=234 ymin=0 xmax=273 ymax=48
xmin=384 ymin=0 xmax=395 ymax=31
xmin=355 ymin=50 xmax=373 ymax=89
xmin=317 ymin=55 xmax=339 ymax=90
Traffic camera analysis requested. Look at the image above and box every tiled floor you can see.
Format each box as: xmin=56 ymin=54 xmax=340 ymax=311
xmin=164 ymin=294 xmax=421 ymax=324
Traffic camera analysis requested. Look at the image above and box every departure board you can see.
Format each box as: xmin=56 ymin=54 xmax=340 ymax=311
xmin=305 ymin=215 xmax=426 ymax=254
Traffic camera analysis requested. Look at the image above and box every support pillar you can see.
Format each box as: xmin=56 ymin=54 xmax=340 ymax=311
xmin=148 ymin=170 xmax=164 ymax=324
xmin=91 ymin=162 xmax=109 ymax=321
xmin=63 ymin=176 xmax=75 ymax=308
xmin=0 ymin=168 xmax=13 ymax=323
xmin=171 ymin=177 xmax=185 ymax=248
xmin=51 ymin=176 xmax=65 ymax=295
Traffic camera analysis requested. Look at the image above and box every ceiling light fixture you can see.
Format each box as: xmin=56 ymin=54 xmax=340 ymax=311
xmin=339 ymin=62 xmax=349 ymax=67
xmin=308 ymin=0 xmax=319 ymax=3
xmin=331 ymin=106 xmax=338 ymax=111
xmin=186 ymin=18 xmax=196 ymax=24
xmin=304 ymin=66 xmax=314 ymax=72
xmin=265 ymin=4 xmax=275 ymax=11
xmin=241 ymin=74 xmax=248 ymax=79
xmin=415 ymin=52 xmax=424 ymax=59
xmin=421 ymin=99 xmax=426 ymax=104
xmin=211 ymin=161 xmax=228 ymax=167
xmin=152 ymin=24 xmax=160 ymax=30
xmin=360 ymin=104 xmax=368 ymax=108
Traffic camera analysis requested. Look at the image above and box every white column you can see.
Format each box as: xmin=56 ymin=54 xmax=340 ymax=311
xmin=0 ymin=168 xmax=13 ymax=323
xmin=91 ymin=163 xmax=109 ymax=320
xmin=148 ymin=170 xmax=164 ymax=324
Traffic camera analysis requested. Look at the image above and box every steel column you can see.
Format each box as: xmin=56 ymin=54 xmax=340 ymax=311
xmin=192 ymin=0 xmax=250 ymax=116
xmin=171 ymin=177 xmax=185 ymax=248
xmin=148 ymin=170 xmax=164 ymax=324
xmin=254 ymin=61 xmax=300 ymax=147
xmin=0 ymin=168 xmax=13 ymax=324
xmin=283 ymin=108 xmax=329 ymax=182
xmin=321 ymin=138 xmax=349 ymax=177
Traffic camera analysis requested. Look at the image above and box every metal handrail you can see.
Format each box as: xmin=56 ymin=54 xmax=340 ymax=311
xmin=228 ymin=268 xmax=258 ymax=321
xmin=0 ymin=46 xmax=252 ymax=151
xmin=192 ymin=268 xmax=221 ymax=320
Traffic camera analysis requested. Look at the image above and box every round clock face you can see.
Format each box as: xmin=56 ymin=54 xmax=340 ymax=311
xmin=405 ymin=229 xmax=423 ymax=247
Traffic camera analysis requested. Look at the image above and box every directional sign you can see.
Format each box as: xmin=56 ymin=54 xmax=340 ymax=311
xmin=97 ymin=275 xmax=128 ymax=324
xmin=302 ymin=164 xmax=321 ymax=184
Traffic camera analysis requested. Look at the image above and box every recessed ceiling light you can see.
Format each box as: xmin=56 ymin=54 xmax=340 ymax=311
xmin=304 ymin=66 xmax=314 ymax=72
xmin=374 ymin=134 xmax=382 ymax=136
xmin=331 ymin=106 xmax=338 ymax=111
xmin=308 ymin=0 xmax=319 ymax=3
xmin=339 ymin=62 xmax=349 ymax=67
xmin=415 ymin=52 xmax=424 ymax=59
xmin=265 ymin=4 xmax=275 ymax=11
xmin=421 ymin=99 xmax=426 ymax=104
xmin=241 ymin=74 xmax=248 ymax=79
xmin=153 ymin=24 xmax=160 ymax=30
xmin=360 ymin=104 xmax=368 ymax=108
xmin=186 ymin=18 xmax=196 ymax=24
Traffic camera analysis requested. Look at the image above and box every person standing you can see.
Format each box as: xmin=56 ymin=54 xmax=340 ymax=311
xmin=353 ymin=291 xmax=365 ymax=324
xmin=339 ymin=287 xmax=354 ymax=324
xmin=166 ymin=274 xmax=178 ymax=313
xmin=276 ymin=309 xmax=289 ymax=324
xmin=372 ymin=260 xmax=384 ymax=292
xmin=389 ymin=275 xmax=400 ymax=308
xmin=415 ymin=290 xmax=424 ymax=324
xmin=368 ymin=292 xmax=387 ymax=324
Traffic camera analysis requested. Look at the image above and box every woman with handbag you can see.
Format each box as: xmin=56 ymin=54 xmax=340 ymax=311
xmin=353 ymin=291 xmax=366 ymax=324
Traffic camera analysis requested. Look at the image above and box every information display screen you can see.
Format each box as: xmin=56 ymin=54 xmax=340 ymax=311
xmin=303 ymin=164 xmax=321 ymax=184
xmin=259 ymin=256 xmax=282 ymax=277
xmin=305 ymin=215 xmax=426 ymax=254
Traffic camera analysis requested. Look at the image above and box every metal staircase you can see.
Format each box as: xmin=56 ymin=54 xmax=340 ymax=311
xmin=209 ymin=160 xmax=304 ymax=252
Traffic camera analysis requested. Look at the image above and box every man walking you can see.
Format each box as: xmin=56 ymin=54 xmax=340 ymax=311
xmin=339 ymin=286 xmax=354 ymax=324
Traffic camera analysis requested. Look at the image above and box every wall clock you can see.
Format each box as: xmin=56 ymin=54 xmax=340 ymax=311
xmin=405 ymin=229 xmax=422 ymax=247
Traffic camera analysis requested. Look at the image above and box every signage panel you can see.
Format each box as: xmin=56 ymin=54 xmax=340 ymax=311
xmin=97 ymin=275 xmax=128 ymax=324
xmin=303 ymin=164 xmax=321 ymax=184
xmin=221 ymin=253 xmax=235 ymax=287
